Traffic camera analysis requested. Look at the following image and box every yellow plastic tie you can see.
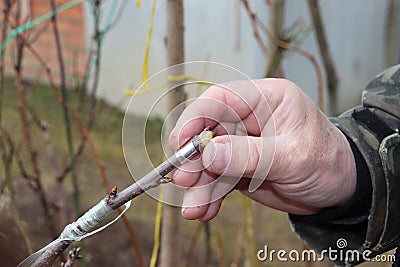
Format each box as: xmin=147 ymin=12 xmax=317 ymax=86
xmin=150 ymin=187 xmax=163 ymax=267
xmin=125 ymin=75 xmax=212 ymax=97
xmin=166 ymin=75 xmax=213 ymax=88
xmin=142 ymin=0 xmax=157 ymax=88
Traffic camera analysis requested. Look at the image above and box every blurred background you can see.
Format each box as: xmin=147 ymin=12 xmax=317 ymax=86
xmin=0 ymin=0 xmax=399 ymax=266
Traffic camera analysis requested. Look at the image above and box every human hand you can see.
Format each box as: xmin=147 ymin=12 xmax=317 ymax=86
xmin=169 ymin=79 xmax=356 ymax=221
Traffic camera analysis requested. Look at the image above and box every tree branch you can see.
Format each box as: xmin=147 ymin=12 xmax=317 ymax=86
xmin=50 ymin=0 xmax=80 ymax=213
xmin=161 ymin=1 xmax=186 ymax=266
xmin=265 ymin=0 xmax=286 ymax=78
xmin=240 ymin=0 xmax=269 ymax=55
xmin=307 ymin=0 xmax=338 ymax=114
xmin=241 ymin=0 xmax=324 ymax=109
xmin=13 ymin=1 xmax=57 ymax=238
xmin=4 ymin=14 xmax=146 ymax=264
xmin=61 ymin=247 xmax=82 ymax=267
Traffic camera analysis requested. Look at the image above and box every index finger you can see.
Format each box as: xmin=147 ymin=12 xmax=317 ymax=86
xmin=169 ymin=80 xmax=263 ymax=150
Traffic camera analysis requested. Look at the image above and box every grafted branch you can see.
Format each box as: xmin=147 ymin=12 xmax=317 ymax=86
xmin=23 ymin=171 xmax=162 ymax=266
xmin=21 ymin=130 xmax=211 ymax=267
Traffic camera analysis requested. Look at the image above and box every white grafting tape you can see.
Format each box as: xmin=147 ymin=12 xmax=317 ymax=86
xmin=17 ymin=199 xmax=132 ymax=267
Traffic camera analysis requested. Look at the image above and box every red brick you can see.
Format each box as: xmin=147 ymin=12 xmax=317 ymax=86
xmin=0 ymin=0 xmax=87 ymax=87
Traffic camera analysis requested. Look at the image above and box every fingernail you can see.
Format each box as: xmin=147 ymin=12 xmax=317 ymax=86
xmin=212 ymin=143 xmax=230 ymax=171
xmin=182 ymin=192 xmax=194 ymax=215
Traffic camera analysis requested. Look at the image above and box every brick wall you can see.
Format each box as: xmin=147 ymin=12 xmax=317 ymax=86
xmin=2 ymin=0 xmax=87 ymax=87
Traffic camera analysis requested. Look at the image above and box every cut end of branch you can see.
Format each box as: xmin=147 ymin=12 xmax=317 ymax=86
xmin=199 ymin=128 xmax=214 ymax=146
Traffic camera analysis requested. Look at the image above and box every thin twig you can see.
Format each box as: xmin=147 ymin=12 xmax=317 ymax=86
xmin=231 ymin=222 xmax=244 ymax=267
xmin=265 ymin=0 xmax=286 ymax=78
xmin=240 ymin=0 xmax=269 ymax=55
xmin=241 ymin=0 xmax=324 ymax=109
xmin=27 ymin=105 xmax=59 ymax=177
xmin=0 ymin=128 xmax=34 ymax=255
xmin=28 ymin=20 xmax=52 ymax=44
xmin=6 ymin=17 xmax=145 ymax=265
xmin=78 ymin=49 xmax=93 ymax=108
xmin=15 ymin=153 xmax=38 ymax=191
xmin=214 ymin=219 xmax=226 ymax=267
xmin=9 ymin=181 xmax=34 ymax=254
xmin=13 ymin=2 xmax=57 ymax=237
xmin=61 ymin=247 xmax=82 ymax=267
xmin=243 ymin=196 xmax=257 ymax=267
xmin=385 ymin=0 xmax=400 ymax=66
xmin=56 ymin=136 xmax=86 ymax=182
xmin=121 ymin=215 xmax=145 ymax=267
xmin=77 ymin=0 xmax=128 ymax=107
xmin=265 ymin=31 xmax=324 ymax=109
xmin=50 ymin=0 xmax=81 ymax=216
xmin=307 ymin=0 xmax=338 ymax=114
xmin=0 ymin=0 xmax=13 ymax=125
xmin=21 ymin=39 xmax=111 ymax=190
xmin=103 ymin=0 xmax=128 ymax=32
xmin=180 ymin=222 xmax=204 ymax=267
xmin=28 ymin=102 xmax=87 ymax=184
xmin=150 ymin=189 xmax=163 ymax=267
xmin=0 ymin=126 xmax=14 ymax=194
xmin=27 ymin=104 xmax=70 ymax=232
xmin=87 ymin=0 xmax=102 ymax=129
xmin=5 ymin=3 xmax=149 ymax=267
xmin=204 ymin=221 xmax=212 ymax=267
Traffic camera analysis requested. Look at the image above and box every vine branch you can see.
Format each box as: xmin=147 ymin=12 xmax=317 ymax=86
xmin=307 ymin=0 xmax=338 ymax=114
xmin=241 ymin=0 xmax=324 ymax=109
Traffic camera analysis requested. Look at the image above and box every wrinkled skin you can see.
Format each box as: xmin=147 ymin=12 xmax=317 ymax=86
xmin=169 ymin=79 xmax=356 ymax=221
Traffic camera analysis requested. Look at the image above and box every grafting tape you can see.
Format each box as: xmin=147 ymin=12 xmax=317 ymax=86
xmin=17 ymin=199 xmax=131 ymax=267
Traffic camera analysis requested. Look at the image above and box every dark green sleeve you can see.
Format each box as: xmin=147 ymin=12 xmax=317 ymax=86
xmin=289 ymin=65 xmax=400 ymax=266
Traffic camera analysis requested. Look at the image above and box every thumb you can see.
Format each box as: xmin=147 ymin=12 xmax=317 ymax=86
xmin=202 ymin=135 xmax=275 ymax=186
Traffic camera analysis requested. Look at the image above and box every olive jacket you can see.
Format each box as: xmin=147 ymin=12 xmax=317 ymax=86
xmin=290 ymin=65 xmax=400 ymax=266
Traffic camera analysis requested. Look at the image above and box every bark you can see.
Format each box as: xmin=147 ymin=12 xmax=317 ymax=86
xmin=160 ymin=2 xmax=186 ymax=267
xmin=307 ymin=0 xmax=338 ymax=115
xmin=385 ymin=0 xmax=400 ymax=66
xmin=265 ymin=0 xmax=286 ymax=78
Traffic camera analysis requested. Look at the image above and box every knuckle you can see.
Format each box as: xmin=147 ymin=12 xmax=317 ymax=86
xmin=245 ymin=138 xmax=261 ymax=176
